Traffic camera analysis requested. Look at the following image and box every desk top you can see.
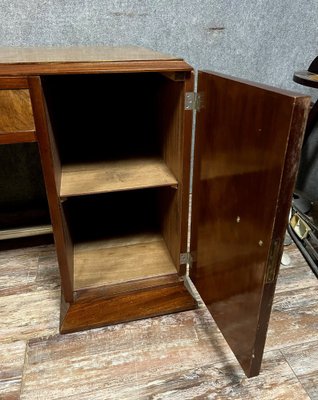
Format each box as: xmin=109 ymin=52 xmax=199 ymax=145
xmin=0 ymin=46 xmax=191 ymax=75
xmin=293 ymin=70 xmax=318 ymax=89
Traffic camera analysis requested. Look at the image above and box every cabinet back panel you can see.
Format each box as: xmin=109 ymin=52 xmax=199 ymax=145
xmin=157 ymin=79 xmax=184 ymax=181
xmin=41 ymin=73 xmax=181 ymax=164
xmin=63 ymin=188 xmax=171 ymax=243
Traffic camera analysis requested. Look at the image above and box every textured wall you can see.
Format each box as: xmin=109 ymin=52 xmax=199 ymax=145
xmin=0 ymin=0 xmax=317 ymax=95
xmin=0 ymin=1 xmax=318 ymax=207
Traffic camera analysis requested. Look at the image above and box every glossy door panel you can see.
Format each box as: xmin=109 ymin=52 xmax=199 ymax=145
xmin=190 ymin=71 xmax=310 ymax=377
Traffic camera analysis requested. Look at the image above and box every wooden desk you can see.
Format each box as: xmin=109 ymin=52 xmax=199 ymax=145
xmin=0 ymin=46 xmax=310 ymax=378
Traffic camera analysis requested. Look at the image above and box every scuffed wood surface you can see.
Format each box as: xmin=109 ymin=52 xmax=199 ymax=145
xmin=74 ymin=235 xmax=177 ymax=290
xmin=282 ymin=340 xmax=318 ymax=400
xmin=60 ymin=158 xmax=178 ymax=197
xmin=0 ymin=46 xmax=179 ymax=64
xmin=0 ymin=47 xmax=192 ymax=75
xmin=0 ymin=341 xmax=26 ymax=399
xmin=0 ymin=243 xmax=317 ymax=398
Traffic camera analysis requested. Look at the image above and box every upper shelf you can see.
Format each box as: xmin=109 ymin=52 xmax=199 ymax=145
xmin=60 ymin=157 xmax=178 ymax=197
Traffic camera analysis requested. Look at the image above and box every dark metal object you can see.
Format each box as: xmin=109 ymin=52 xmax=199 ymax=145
xmin=289 ymin=198 xmax=318 ymax=278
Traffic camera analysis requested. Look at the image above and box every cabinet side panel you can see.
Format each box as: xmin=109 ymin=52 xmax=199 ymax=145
xmin=158 ymin=73 xmax=193 ymax=271
xmin=158 ymin=78 xmax=184 ymax=181
xmin=180 ymin=74 xmax=194 ymax=268
xmin=28 ymin=76 xmax=74 ymax=301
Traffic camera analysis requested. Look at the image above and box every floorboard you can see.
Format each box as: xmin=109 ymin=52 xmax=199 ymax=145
xmin=0 ymin=242 xmax=317 ymax=399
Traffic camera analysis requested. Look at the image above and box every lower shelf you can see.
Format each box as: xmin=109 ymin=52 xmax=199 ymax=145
xmin=0 ymin=224 xmax=52 ymax=240
xmin=74 ymin=233 xmax=177 ymax=291
xmin=60 ymin=280 xmax=197 ymax=333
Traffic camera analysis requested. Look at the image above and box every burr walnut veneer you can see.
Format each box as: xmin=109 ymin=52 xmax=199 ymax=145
xmin=0 ymin=46 xmax=310 ymax=378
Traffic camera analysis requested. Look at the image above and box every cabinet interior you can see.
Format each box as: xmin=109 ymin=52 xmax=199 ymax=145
xmin=41 ymin=72 xmax=186 ymax=294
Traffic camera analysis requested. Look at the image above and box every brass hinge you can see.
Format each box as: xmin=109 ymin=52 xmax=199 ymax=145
xmin=185 ymin=92 xmax=202 ymax=111
xmin=265 ymin=239 xmax=282 ymax=283
xmin=180 ymin=252 xmax=195 ymax=267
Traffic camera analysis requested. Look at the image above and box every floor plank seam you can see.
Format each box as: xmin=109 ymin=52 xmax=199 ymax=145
xmin=278 ymin=349 xmax=313 ymax=399
xmin=268 ymin=338 xmax=318 ymax=353
xmin=19 ymin=340 xmax=30 ymax=399
xmin=1 ymin=243 xmax=317 ymax=399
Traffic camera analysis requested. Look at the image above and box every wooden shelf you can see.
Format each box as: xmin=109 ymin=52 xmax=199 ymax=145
xmin=60 ymin=157 xmax=178 ymax=197
xmin=73 ymin=233 xmax=177 ymax=291
xmin=0 ymin=224 xmax=52 ymax=240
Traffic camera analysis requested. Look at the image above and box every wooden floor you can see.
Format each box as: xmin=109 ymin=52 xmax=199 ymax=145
xmin=0 ymin=242 xmax=317 ymax=399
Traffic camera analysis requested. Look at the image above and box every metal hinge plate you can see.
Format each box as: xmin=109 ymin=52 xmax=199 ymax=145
xmin=265 ymin=239 xmax=282 ymax=283
xmin=185 ymin=92 xmax=202 ymax=111
xmin=180 ymin=252 xmax=194 ymax=266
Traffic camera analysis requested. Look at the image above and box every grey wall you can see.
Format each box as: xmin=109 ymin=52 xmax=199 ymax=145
xmin=1 ymin=1 xmax=318 ymax=202
xmin=0 ymin=0 xmax=317 ymax=96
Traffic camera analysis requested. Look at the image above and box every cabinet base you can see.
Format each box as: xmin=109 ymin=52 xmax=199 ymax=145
xmin=60 ymin=279 xmax=197 ymax=334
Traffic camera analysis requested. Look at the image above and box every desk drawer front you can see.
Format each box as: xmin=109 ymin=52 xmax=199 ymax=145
xmin=0 ymin=77 xmax=35 ymax=144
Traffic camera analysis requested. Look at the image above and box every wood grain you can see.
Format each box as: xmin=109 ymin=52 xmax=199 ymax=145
xmin=60 ymin=283 xmax=197 ymax=333
xmin=266 ymin=284 xmax=318 ymax=351
xmin=0 ymin=247 xmax=39 ymax=296
xmin=0 ymin=46 xmax=180 ymax=64
xmin=28 ymin=76 xmax=74 ymax=302
xmin=74 ymin=234 xmax=177 ymax=290
xmin=0 ymin=76 xmax=29 ymax=89
xmin=281 ymin=340 xmax=318 ymax=400
xmin=156 ymin=75 xmax=192 ymax=271
xmin=0 ymin=46 xmax=192 ymax=76
xmin=190 ymin=70 xmax=310 ymax=377
xmin=0 ymin=340 xmax=26 ymax=400
xmin=0 ymin=130 xmax=36 ymax=144
xmin=60 ymin=158 xmax=178 ymax=197
xmin=0 ymin=242 xmax=317 ymax=398
xmin=0 ymin=89 xmax=35 ymax=142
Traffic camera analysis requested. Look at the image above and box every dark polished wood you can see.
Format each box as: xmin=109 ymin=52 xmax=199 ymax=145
xmin=0 ymin=131 xmax=36 ymax=144
xmin=0 ymin=76 xmax=29 ymax=89
xmin=157 ymin=73 xmax=193 ymax=271
xmin=0 ymin=87 xmax=35 ymax=142
xmin=190 ymin=70 xmax=310 ymax=377
xmin=28 ymin=76 xmax=74 ymax=301
xmin=252 ymin=95 xmax=310 ymax=376
xmin=60 ymin=281 xmax=197 ymax=333
xmin=0 ymin=46 xmax=309 ymax=379
xmin=0 ymin=60 xmax=192 ymax=76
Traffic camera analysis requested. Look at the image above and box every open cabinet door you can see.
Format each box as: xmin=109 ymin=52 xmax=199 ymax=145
xmin=190 ymin=71 xmax=310 ymax=377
